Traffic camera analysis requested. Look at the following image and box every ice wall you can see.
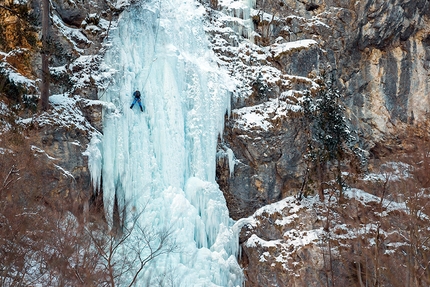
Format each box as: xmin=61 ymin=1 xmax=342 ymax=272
xmin=94 ymin=0 xmax=242 ymax=285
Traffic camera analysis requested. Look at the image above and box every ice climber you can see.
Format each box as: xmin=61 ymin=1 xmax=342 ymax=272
xmin=130 ymin=90 xmax=144 ymax=112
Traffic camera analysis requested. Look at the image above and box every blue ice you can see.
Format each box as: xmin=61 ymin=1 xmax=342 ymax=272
xmin=88 ymin=0 xmax=243 ymax=285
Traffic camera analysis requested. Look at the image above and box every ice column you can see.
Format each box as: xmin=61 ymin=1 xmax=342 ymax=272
xmin=94 ymin=0 xmax=243 ymax=285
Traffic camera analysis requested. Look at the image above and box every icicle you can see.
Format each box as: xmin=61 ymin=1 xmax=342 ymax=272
xmin=220 ymin=0 xmax=255 ymax=42
xmin=226 ymin=147 xmax=236 ymax=177
xmin=83 ymin=133 xmax=103 ymax=193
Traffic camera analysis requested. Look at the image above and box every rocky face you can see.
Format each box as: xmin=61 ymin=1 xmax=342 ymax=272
xmin=236 ymin=181 xmax=427 ymax=287
xmin=211 ymin=1 xmax=430 ymax=286
xmin=214 ymin=0 xmax=430 ymax=219
xmin=237 ymin=196 xmax=326 ymax=287
xmin=0 ymin=0 xmax=115 ymax=211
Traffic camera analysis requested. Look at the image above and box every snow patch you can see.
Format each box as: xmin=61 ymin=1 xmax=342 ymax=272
xmin=31 ymin=145 xmax=57 ymax=160
xmin=245 ymin=234 xmax=281 ymax=248
xmin=52 ymin=14 xmax=91 ymax=54
xmin=233 ymin=95 xmax=303 ymax=131
xmin=271 ymin=39 xmax=318 ymax=58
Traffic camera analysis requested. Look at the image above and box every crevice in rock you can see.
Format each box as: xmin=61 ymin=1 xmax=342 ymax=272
xmin=306 ymin=3 xmax=319 ymax=11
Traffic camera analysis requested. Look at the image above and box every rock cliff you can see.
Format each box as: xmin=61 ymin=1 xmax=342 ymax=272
xmin=210 ymin=0 xmax=430 ymax=285
xmin=214 ymin=0 xmax=430 ymax=219
xmin=0 ymin=0 xmax=119 ymax=210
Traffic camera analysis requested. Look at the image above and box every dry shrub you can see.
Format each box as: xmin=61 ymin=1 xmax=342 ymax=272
xmin=0 ymin=131 xmax=108 ymax=286
xmin=333 ymin=120 xmax=430 ymax=287
xmin=1 ymin=130 xmax=179 ymax=286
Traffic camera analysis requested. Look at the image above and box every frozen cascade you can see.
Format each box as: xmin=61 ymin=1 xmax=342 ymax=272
xmin=89 ymin=0 xmax=243 ymax=285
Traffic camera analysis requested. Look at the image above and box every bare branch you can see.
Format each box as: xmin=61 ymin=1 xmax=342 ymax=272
xmin=2 ymin=165 xmax=20 ymax=189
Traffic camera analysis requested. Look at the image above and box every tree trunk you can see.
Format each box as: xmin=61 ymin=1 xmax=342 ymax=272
xmin=356 ymin=262 xmax=365 ymax=287
xmin=317 ymin=155 xmax=325 ymax=201
xmin=40 ymin=0 xmax=50 ymax=111
xmin=337 ymin=157 xmax=343 ymax=202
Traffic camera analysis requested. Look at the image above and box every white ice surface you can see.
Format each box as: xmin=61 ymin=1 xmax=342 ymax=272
xmin=87 ymin=0 xmax=243 ymax=285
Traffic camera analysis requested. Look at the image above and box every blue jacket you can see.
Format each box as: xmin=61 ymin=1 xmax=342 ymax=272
xmin=133 ymin=91 xmax=141 ymax=99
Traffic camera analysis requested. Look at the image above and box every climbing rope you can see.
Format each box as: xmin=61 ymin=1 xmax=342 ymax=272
xmin=100 ymin=0 xmax=162 ymax=114
xmin=97 ymin=77 xmax=113 ymax=100
xmin=141 ymin=0 xmax=162 ymax=89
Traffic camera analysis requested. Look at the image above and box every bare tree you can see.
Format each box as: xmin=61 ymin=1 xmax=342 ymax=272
xmin=1 ymin=127 xmax=179 ymax=286
xmin=333 ymin=118 xmax=430 ymax=287
xmin=0 ymin=194 xmax=178 ymax=286
xmin=85 ymin=205 xmax=179 ymax=287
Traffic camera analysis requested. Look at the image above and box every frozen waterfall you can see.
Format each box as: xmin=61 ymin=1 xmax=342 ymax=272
xmin=89 ymin=0 xmax=243 ymax=285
